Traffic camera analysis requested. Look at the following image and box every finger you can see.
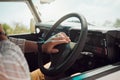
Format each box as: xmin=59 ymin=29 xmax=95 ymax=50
xmin=50 ymin=49 xmax=59 ymax=53
xmin=65 ymin=37 xmax=71 ymax=42
xmin=52 ymin=39 xmax=69 ymax=46
xmin=52 ymin=36 xmax=66 ymax=40
xmin=58 ymin=32 xmax=71 ymax=42
xmin=53 ymin=32 xmax=71 ymax=41
xmin=53 ymin=37 xmax=71 ymax=43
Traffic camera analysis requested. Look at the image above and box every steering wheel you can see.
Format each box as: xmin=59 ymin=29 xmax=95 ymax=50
xmin=38 ymin=13 xmax=88 ymax=76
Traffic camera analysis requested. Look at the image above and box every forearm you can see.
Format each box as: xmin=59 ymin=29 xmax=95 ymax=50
xmin=24 ymin=40 xmax=39 ymax=53
xmin=9 ymin=37 xmax=43 ymax=53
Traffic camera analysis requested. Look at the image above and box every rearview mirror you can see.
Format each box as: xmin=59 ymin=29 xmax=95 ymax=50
xmin=40 ymin=0 xmax=55 ymax=4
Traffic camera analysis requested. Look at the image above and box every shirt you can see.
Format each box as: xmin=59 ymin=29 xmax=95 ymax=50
xmin=9 ymin=37 xmax=25 ymax=53
xmin=0 ymin=38 xmax=31 ymax=80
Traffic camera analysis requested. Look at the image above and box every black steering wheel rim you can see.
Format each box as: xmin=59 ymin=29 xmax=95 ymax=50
xmin=38 ymin=13 xmax=88 ymax=76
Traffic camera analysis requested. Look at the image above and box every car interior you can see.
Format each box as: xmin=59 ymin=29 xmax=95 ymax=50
xmin=0 ymin=0 xmax=120 ymax=80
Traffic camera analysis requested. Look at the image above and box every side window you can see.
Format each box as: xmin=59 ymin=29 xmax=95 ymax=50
xmin=0 ymin=2 xmax=34 ymax=35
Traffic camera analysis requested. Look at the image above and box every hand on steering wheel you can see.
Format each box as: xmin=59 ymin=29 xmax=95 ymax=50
xmin=42 ymin=32 xmax=71 ymax=54
xmin=38 ymin=13 xmax=88 ymax=76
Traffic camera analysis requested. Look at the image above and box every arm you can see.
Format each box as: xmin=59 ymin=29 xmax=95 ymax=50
xmin=24 ymin=32 xmax=71 ymax=53
xmin=0 ymin=24 xmax=71 ymax=54
xmin=24 ymin=40 xmax=38 ymax=53
xmin=0 ymin=24 xmax=31 ymax=80
xmin=0 ymin=43 xmax=31 ymax=80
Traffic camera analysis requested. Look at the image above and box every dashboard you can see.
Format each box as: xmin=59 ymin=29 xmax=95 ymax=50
xmin=69 ymin=29 xmax=106 ymax=56
xmin=36 ymin=23 xmax=120 ymax=74
xmin=71 ymin=29 xmax=120 ymax=64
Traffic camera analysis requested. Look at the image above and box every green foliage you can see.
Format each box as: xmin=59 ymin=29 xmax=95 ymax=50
xmin=113 ymin=19 xmax=120 ymax=28
xmin=14 ymin=24 xmax=30 ymax=34
xmin=2 ymin=23 xmax=30 ymax=35
xmin=2 ymin=23 xmax=14 ymax=35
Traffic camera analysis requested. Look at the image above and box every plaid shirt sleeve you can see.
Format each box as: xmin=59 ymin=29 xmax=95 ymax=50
xmin=0 ymin=40 xmax=31 ymax=80
xmin=9 ymin=37 xmax=26 ymax=53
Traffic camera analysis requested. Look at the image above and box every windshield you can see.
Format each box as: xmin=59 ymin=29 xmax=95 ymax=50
xmin=33 ymin=0 xmax=120 ymax=28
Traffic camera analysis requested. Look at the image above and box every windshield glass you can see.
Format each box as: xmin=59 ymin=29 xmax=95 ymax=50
xmin=0 ymin=2 xmax=34 ymax=35
xmin=34 ymin=0 xmax=120 ymax=28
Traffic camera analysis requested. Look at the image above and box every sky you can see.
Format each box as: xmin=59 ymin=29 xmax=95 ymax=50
xmin=40 ymin=0 xmax=120 ymax=26
xmin=0 ymin=0 xmax=120 ymax=27
xmin=0 ymin=2 xmax=33 ymax=28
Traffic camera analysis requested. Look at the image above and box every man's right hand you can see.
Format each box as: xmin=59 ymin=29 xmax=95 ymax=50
xmin=42 ymin=32 xmax=71 ymax=54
